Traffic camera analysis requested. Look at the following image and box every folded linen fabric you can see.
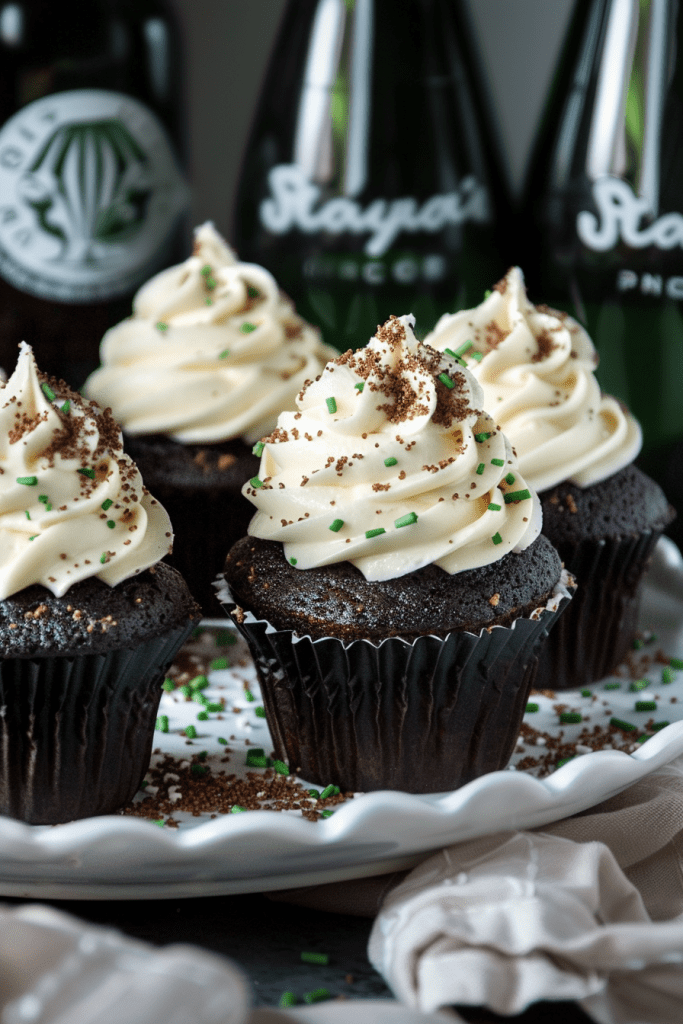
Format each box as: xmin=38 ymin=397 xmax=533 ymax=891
xmin=368 ymin=756 xmax=683 ymax=1024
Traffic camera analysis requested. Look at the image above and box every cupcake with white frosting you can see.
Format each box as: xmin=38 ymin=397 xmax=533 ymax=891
xmin=425 ymin=267 xmax=674 ymax=689
xmin=219 ymin=315 xmax=572 ymax=793
xmin=85 ymin=223 xmax=335 ymax=613
xmin=0 ymin=344 xmax=199 ymax=824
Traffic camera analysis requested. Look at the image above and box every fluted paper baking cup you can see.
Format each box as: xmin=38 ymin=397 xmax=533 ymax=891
xmin=535 ymin=528 xmax=663 ymax=691
xmin=0 ymin=622 xmax=194 ymax=824
xmin=215 ymin=572 xmax=573 ymax=793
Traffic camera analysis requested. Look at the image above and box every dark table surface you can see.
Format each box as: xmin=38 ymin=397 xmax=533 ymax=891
xmin=3 ymin=890 xmax=594 ymax=1022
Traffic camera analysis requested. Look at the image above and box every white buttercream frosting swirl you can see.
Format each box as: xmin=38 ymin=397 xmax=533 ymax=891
xmin=245 ymin=315 xmax=541 ymax=582
xmin=424 ymin=267 xmax=642 ymax=493
xmin=0 ymin=343 xmax=173 ymax=599
xmin=84 ymin=223 xmax=335 ymax=445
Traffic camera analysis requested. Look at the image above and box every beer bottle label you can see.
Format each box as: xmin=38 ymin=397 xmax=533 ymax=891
xmin=0 ymin=89 xmax=187 ymax=303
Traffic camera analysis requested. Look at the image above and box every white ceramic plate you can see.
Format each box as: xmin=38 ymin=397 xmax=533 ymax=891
xmin=2 ymin=538 xmax=683 ymax=901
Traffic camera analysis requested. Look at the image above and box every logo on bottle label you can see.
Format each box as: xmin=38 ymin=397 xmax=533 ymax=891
xmin=0 ymin=90 xmax=187 ymax=303
xmin=577 ymin=177 xmax=683 ymax=252
xmin=260 ymin=164 xmax=489 ymax=259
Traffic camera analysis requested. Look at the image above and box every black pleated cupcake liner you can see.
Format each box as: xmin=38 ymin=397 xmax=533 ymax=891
xmin=215 ymin=573 xmax=573 ymax=793
xmin=151 ymin=483 xmax=255 ymax=617
xmin=0 ymin=622 xmax=194 ymax=824
xmin=534 ymin=528 xmax=664 ymax=691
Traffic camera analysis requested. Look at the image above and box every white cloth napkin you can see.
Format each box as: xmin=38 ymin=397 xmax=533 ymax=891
xmin=368 ymin=756 xmax=683 ymax=1024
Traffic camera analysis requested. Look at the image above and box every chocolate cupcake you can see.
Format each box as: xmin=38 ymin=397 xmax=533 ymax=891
xmin=0 ymin=344 xmax=199 ymax=824
xmin=84 ymin=223 xmax=335 ymax=614
xmin=425 ymin=267 xmax=675 ymax=689
xmin=219 ymin=315 xmax=571 ymax=793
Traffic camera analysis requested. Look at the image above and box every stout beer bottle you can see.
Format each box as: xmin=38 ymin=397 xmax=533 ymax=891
xmin=521 ymin=0 xmax=683 ymax=476
xmin=0 ymin=0 xmax=187 ymax=384
xmin=233 ymin=0 xmax=508 ymax=349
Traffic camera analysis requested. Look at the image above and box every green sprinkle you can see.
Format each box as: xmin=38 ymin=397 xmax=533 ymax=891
xmin=635 ymin=700 xmax=657 ymax=712
xmin=395 ymin=512 xmax=418 ymax=528
xmin=216 ymin=630 xmax=237 ymax=646
xmin=247 ymin=285 xmax=259 ymax=298
xmin=202 ymin=701 xmax=222 ymax=713
xmin=28 ymin=535 xmax=37 ymax=541
xmin=240 ymin=321 xmax=257 ymax=333
xmin=301 ymin=952 xmax=329 ymax=966
xmin=231 ymin=805 xmax=247 ymax=813
xmin=504 ymin=489 xmax=531 ymax=504
xmin=156 ymin=715 xmax=169 ymax=733
xmin=610 ymin=717 xmax=637 ymax=732
xmin=218 ymin=737 xmax=228 ymax=745
xmin=60 ymin=400 xmax=70 ymax=414
xmin=191 ymin=763 xmax=208 ymax=775
xmin=604 ymin=682 xmax=621 ymax=690
xmin=289 ymin=557 xmax=297 ymax=565
xmin=326 ymin=396 xmax=337 ymax=414
xmin=45 ymin=503 xmax=51 ymax=511
xmin=249 ymin=749 xmax=265 ymax=757
xmin=670 ymin=658 xmax=683 ymax=670
xmin=662 ymin=667 xmax=675 ymax=685
xmin=307 ymin=789 xmax=321 ymax=799
xmin=99 ymin=552 xmax=107 ymax=564
xmin=197 ymin=750 xmax=208 ymax=761
xmin=320 ymin=784 xmax=339 ymax=799
xmin=559 ymin=712 xmax=582 ymax=724
xmin=504 ymin=472 xmax=516 ymax=485
xmin=219 ymin=349 xmax=230 ymax=359
xmin=365 ymin=527 xmax=386 ymax=539
xmin=272 ymin=759 xmax=290 ymax=775
xmin=206 ymin=278 xmax=217 ymax=290
xmin=152 ymin=819 xmax=165 ymax=827
xmin=476 ymin=462 xmax=485 ymax=475
xmin=581 ymin=688 xmax=592 ymax=698
xmin=471 ymin=351 xmax=483 ymax=362
xmin=254 ymin=706 xmax=266 ymax=718
xmin=492 ymin=532 xmax=502 ymax=545
xmin=41 ymin=383 xmax=55 ymax=401
xmin=101 ymin=499 xmax=113 ymax=511
xmin=252 ymin=441 xmax=265 ymax=457
xmin=384 ymin=457 xmax=398 ymax=467
xmin=487 ymin=503 xmax=501 ymax=511
xmin=279 ymin=993 xmax=297 ymax=1008
xmin=244 ymin=689 xmax=255 ymax=702
xmin=474 ymin=432 xmax=492 ymax=443
xmin=38 ymin=495 xmax=48 ymax=503
xmin=629 ymin=678 xmax=650 ymax=692
xmin=200 ymin=265 xmax=212 ymax=276
xmin=250 ymin=476 xmax=263 ymax=489
xmin=652 ymin=721 xmax=670 ymax=731
xmin=16 ymin=476 xmax=37 ymax=486
xmin=633 ymin=638 xmax=644 ymax=650
xmin=329 ymin=519 xmax=344 ymax=532
xmin=162 ymin=678 xmax=175 ymax=692
xmin=156 ymin=322 xmax=168 ymax=331
xmin=637 ymin=735 xmax=649 ymax=743
xmin=491 ymin=458 xmax=505 ymax=467
xmin=24 ymin=510 xmax=30 ymax=520
xmin=184 ymin=725 xmax=197 ymax=739
xmin=556 ymin=757 xmax=574 ymax=769
xmin=455 ymin=340 xmax=474 ymax=356
xmin=525 ymin=702 xmax=539 ymax=713
xmin=210 ymin=657 xmax=228 ymax=671
xmin=78 ymin=467 xmax=95 ymax=479
xmin=179 ymin=685 xmax=192 ymax=698
xmin=303 ymin=989 xmax=331 ymax=1004
xmin=321 ymin=810 xmax=334 ymax=818
xmin=106 ymin=519 xmax=115 ymax=529
xmin=484 ymin=289 xmax=492 ymax=298
xmin=195 ymin=693 xmax=209 ymax=706
xmin=438 ymin=372 xmax=455 ymax=389
xmin=246 ymin=754 xmax=268 ymax=768
xmin=192 ymin=627 xmax=204 ymax=639
xmin=197 ymin=710 xmax=209 ymax=721
xmin=205 ymin=298 xmax=213 ymax=305
xmin=190 ymin=675 xmax=209 ymax=691
xmin=354 ymin=381 xmax=365 ymax=392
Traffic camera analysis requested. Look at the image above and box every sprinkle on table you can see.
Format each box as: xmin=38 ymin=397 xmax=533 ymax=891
xmin=240 ymin=322 xmax=257 ymax=333
xmin=662 ymin=667 xmax=675 ymax=685
xmin=155 ymin=715 xmax=169 ymax=733
xmin=629 ymin=678 xmax=650 ymax=692
xmin=492 ymin=532 xmax=502 ymax=545
xmin=438 ymin=372 xmax=455 ymax=389
xmin=78 ymin=467 xmax=95 ymax=479
xmin=395 ymin=512 xmax=418 ymax=528
xmin=559 ymin=712 xmax=582 ymax=724
xmin=474 ymin=432 xmax=492 ymax=443
xmin=604 ymin=682 xmax=621 ymax=690
xmin=326 ymin=397 xmax=337 ymax=414
xmin=487 ymin=503 xmax=501 ymax=512
xmin=635 ymin=700 xmax=657 ymax=712
xmin=255 ymin=706 xmax=267 ymax=718
xmin=246 ymin=753 xmax=268 ymax=768
xmin=211 ymin=657 xmax=228 ymax=671
xmin=184 ymin=725 xmax=197 ymax=739
xmin=610 ymin=717 xmax=637 ymax=732
xmin=279 ymin=993 xmax=297 ymax=1008
xmin=525 ymin=702 xmax=539 ymax=713
xmin=189 ymin=675 xmax=209 ymax=690
xmin=580 ymin=688 xmax=592 ymax=698
xmin=301 ymin=952 xmax=330 ymax=966
xmin=272 ymin=759 xmax=290 ymax=776
xmin=504 ymin=489 xmax=531 ymax=504
xmin=384 ymin=456 xmax=397 ymax=467
xmin=652 ymin=721 xmax=670 ymax=732
xmin=244 ymin=689 xmax=255 ymax=702
xmin=162 ymin=678 xmax=174 ymax=692
xmin=670 ymin=657 xmax=683 ymax=670
xmin=321 ymin=810 xmax=334 ymax=818
xmin=17 ymin=476 xmax=37 ymax=486
xmin=329 ymin=519 xmax=344 ymax=532
xmin=231 ymin=805 xmax=247 ymax=813
xmin=252 ymin=441 xmax=265 ymax=457
xmin=41 ymin=382 xmax=55 ymax=401
xmin=476 ymin=462 xmax=485 ymax=475
xmin=365 ymin=527 xmax=385 ymax=539
xmin=303 ymin=989 xmax=331 ymax=1004
xmin=320 ymin=784 xmax=340 ymax=799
